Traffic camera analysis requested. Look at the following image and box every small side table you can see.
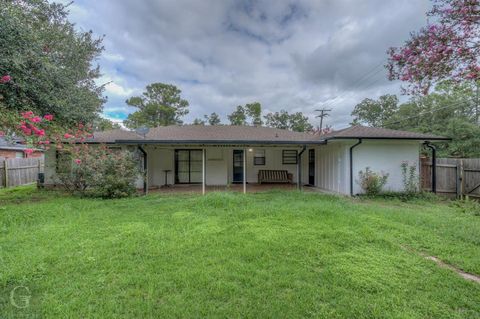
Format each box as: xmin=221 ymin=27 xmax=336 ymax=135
xmin=162 ymin=169 xmax=171 ymax=187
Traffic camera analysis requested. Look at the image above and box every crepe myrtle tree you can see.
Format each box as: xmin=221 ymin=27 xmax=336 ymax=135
xmin=1 ymin=110 xmax=139 ymax=198
xmin=387 ymin=0 xmax=480 ymax=94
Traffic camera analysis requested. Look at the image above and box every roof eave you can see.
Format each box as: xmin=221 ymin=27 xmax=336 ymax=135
xmin=111 ymin=139 xmax=326 ymax=145
xmin=323 ymin=136 xmax=451 ymax=141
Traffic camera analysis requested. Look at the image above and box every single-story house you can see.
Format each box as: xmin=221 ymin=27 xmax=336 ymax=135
xmin=0 ymin=137 xmax=43 ymax=159
xmin=43 ymin=125 xmax=448 ymax=195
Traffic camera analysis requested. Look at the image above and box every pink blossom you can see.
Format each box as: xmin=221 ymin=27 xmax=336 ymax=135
xmin=0 ymin=75 xmax=11 ymax=83
xmin=43 ymin=114 xmax=54 ymax=121
xmin=64 ymin=133 xmax=74 ymax=139
xmin=0 ymin=131 xmax=4 ymax=137
xmin=30 ymin=116 xmax=42 ymax=123
xmin=21 ymin=111 xmax=34 ymax=119
xmin=24 ymin=149 xmax=34 ymax=156
xmin=74 ymin=159 xmax=82 ymax=164
xmin=33 ymin=128 xmax=45 ymax=136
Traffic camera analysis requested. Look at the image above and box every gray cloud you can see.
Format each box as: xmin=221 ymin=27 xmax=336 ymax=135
xmin=65 ymin=0 xmax=430 ymax=128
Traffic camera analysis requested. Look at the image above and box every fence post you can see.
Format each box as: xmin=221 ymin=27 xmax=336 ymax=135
xmin=456 ymin=160 xmax=463 ymax=199
xmin=460 ymin=159 xmax=465 ymax=199
xmin=4 ymin=159 xmax=8 ymax=188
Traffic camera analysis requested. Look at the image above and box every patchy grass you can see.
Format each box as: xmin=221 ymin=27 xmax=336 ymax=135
xmin=0 ymin=186 xmax=479 ymax=318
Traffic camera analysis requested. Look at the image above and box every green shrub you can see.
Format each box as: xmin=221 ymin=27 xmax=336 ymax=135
xmin=450 ymin=197 xmax=480 ymax=216
xmin=56 ymin=145 xmax=140 ymax=198
xmin=401 ymin=161 xmax=419 ymax=194
xmin=357 ymin=167 xmax=389 ymax=195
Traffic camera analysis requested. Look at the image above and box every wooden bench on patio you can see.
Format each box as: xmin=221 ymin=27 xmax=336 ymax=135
xmin=258 ymin=170 xmax=292 ymax=184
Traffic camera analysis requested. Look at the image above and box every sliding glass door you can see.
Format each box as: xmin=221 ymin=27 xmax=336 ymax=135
xmin=175 ymin=149 xmax=203 ymax=184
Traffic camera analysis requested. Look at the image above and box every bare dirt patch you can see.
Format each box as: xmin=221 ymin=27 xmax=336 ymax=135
xmin=424 ymin=255 xmax=480 ymax=284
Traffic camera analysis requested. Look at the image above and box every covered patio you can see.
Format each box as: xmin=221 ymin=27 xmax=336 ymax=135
xmin=139 ymin=144 xmax=315 ymax=195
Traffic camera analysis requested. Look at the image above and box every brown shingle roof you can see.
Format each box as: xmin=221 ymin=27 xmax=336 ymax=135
xmin=86 ymin=125 xmax=448 ymax=144
xmin=87 ymin=125 xmax=318 ymax=144
xmin=88 ymin=129 xmax=143 ymax=143
xmin=144 ymin=125 xmax=318 ymax=142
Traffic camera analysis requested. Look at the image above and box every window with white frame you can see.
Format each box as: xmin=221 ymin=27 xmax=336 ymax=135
xmin=282 ymin=150 xmax=298 ymax=164
xmin=253 ymin=149 xmax=265 ymax=165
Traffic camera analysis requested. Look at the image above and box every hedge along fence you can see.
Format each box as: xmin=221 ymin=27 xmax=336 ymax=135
xmin=421 ymin=157 xmax=480 ymax=199
xmin=0 ymin=157 xmax=44 ymax=188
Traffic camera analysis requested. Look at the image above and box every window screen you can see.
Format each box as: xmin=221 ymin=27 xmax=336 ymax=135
xmin=253 ymin=149 xmax=265 ymax=165
xmin=282 ymin=150 xmax=298 ymax=164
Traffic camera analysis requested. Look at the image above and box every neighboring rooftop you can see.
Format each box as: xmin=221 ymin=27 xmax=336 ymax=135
xmin=0 ymin=137 xmax=36 ymax=151
xmin=86 ymin=125 xmax=448 ymax=144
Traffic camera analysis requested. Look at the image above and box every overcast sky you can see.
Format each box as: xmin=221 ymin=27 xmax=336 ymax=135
xmin=63 ymin=0 xmax=431 ymax=129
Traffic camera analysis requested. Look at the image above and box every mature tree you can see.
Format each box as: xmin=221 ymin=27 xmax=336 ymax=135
xmin=387 ymin=0 xmax=480 ymax=94
xmin=245 ymin=102 xmax=263 ymax=126
xmin=443 ymin=117 xmax=480 ymax=157
xmin=289 ymin=112 xmax=314 ymax=132
xmin=228 ymin=102 xmax=263 ymax=126
xmin=192 ymin=118 xmax=205 ymax=125
xmin=0 ymin=0 xmax=105 ymax=128
xmin=123 ymin=83 xmax=189 ymax=129
xmin=264 ymin=110 xmax=290 ymax=129
xmin=228 ymin=105 xmax=247 ymax=125
xmin=92 ymin=117 xmax=121 ymax=131
xmin=204 ymin=112 xmax=221 ymax=125
xmin=264 ymin=110 xmax=313 ymax=132
xmin=351 ymin=94 xmax=399 ymax=127
xmin=353 ymin=81 xmax=480 ymax=157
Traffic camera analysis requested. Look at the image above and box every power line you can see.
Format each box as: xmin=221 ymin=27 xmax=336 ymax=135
xmin=383 ymin=98 xmax=476 ymax=127
xmin=321 ymin=60 xmax=387 ymax=110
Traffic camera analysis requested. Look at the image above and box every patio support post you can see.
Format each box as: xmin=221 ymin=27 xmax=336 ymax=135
xmin=297 ymin=145 xmax=307 ymax=190
xmin=138 ymin=146 xmax=148 ymax=195
xmin=243 ymin=148 xmax=246 ymax=194
xmin=202 ymin=148 xmax=206 ymax=195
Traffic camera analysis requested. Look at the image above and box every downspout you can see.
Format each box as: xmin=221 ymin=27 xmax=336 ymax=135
xmin=138 ymin=146 xmax=147 ymax=195
xmin=297 ymin=145 xmax=307 ymax=190
xmin=423 ymin=142 xmax=436 ymax=193
xmin=349 ymin=139 xmax=362 ymax=196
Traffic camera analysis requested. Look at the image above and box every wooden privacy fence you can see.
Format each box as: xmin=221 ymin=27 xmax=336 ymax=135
xmin=421 ymin=157 xmax=480 ymax=198
xmin=0 ymin=158 xmax=44 ymax=188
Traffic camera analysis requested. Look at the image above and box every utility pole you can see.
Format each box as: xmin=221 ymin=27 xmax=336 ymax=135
xmin=315 ymin=108 xmax=332 ymax=132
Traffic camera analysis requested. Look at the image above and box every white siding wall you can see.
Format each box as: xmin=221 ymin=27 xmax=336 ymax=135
xmin=316 ymin=140 xmax=421 ymax=195
xmin=44 ymin=147 xmax=56 ymax=185
xmin=145 ymin=147 xmax=175 ymax=187
xmin=351 ymin=140 xmax=421 ymax=194
xmin=316 ymin=143 xmax=349 ymax=194
xmin=205 ymin=148 xmax=229 ymax=185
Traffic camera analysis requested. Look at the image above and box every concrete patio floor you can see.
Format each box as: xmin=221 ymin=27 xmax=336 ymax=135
xmin=147 ymin=183 xmax=319 ymax=194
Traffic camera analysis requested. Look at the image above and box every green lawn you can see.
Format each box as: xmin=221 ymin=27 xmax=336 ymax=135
xmin=1 ymin=186 xmax=479 ymax=318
